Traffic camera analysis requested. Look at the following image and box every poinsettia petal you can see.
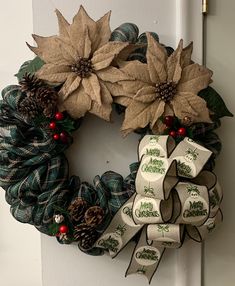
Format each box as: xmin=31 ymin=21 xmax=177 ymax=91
xmin=120 ymin=60 xmax=151 ymax=83
xmin=171 ymin=92 xmax=212 ymax=123
xmin=167 ymin=40 xmax=183 ymax=83
xmin=59 ymin=86 xmax=91 ymax=118
xmin=59 ymin=74 xmax=81 ymax=99
xmin=96 ymin=66 xmax=130 ymax=83
xmin=89 ymin=82 xmax=112 ymax=121
xmin=164 ymin=103 xmax=174 ymax=116
xmin=92 ymin=42 xmax=129 ymax=71
xmin=55 ymin=9 xmax=70 ymax=38
xmin=115 ymin=44 xmax=146 ymax=61
xmin=134 ymin=86 xmax=156 ymax=103
xmin=100 ymin=81 xmax=113 ymax=104
xmin=146 ymin=33 xmax=167 ymax=84
xmin=114 ymin=96 xmax=132 ymax=107
xmin=177 ymin=64 xmax=213 ymax=94
xmin=82 ymin=74 xmax=101 ymax=104
xmin=181 ymin=42 xmax=193 ymax=68
xmin=57 ymin=38 xmax=79 ymax=63
xmin=121 ymin=80 xmax=148 ymax=95
xmin=121 ymin=101 xmax=152 ymax=135
xmin=75 ymin=27 xmax=92 ymax=58
xmin=92 ymin=11 xmax=111 ymax=52
xmin=105 ymin=82 xmax=129 ymax=97
xmin=37 ymin=63 xmax=71 ymax=74
xmin=89 ymin=102 xmax=112 ymax=121
xmin=36 ymin=64 xmax=71 ymax=83
xmin=28 ymin=35 xmax=63 ymax=64
xmin=150 ymin=100 xmax=165 ymax=128
xmin=70 ymin=5 xmax=97 ymax=49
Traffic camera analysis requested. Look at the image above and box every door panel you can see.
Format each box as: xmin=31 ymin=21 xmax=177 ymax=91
xmin=32 ymin=1 xmax=203 ymax=285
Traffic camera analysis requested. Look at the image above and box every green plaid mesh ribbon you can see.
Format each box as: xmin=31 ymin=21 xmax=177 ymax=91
xmin=0 ymin=85 xmax=137 ymax=235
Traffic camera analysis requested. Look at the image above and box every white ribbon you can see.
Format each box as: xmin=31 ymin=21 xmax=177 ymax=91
xmin=96 ymin=135 xmax=223 ymax=282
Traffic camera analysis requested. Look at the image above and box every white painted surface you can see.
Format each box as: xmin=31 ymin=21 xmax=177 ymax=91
xmin=0 ymin=1 xmax=42 ymax=286
xmin=204 ymin=1 xmax=235 ymax=285
xmin=32 ymin=1 xmax=204 ymax=286
xmin=175 ymin=0 xmax=203 ymax=63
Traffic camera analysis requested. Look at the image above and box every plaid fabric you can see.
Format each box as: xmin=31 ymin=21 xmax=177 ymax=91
xmin=68 ymin=162 xmax=139 ymax=233
xmin=0 ymin=85 xmax=137 ymax=236
xmin=190 ymin=121 xmax=222 ymax=166
xmin=190 ymin=120 xmax=221 ymax=137
xmin=67 ymin=163 xmax=139 ymax=255
xmin=0 ymin=85 xmax=73 ymax=234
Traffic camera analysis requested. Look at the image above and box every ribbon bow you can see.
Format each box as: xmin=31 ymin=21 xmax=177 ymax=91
xmin=96 ymin=135 xmax=223 ymax=283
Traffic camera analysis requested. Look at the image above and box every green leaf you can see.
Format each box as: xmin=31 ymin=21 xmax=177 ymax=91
xmin=48 ymin=223 xmax=59 ymax=236
xmin=15 ymin=56 xmax=44 ymax=82
xmin=58 ymin=117 xmax=76 ymax=133
xmin=198 ymin=86 xmax=233 ymax=119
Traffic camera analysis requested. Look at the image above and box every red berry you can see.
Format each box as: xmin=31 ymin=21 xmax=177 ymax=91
xmin=60 ymin=131 xmax=68 ymax=143
xmin=169 ymin=130 xmax=177 ymax=138
xmin=177 ymin=127 xmax=187 ymax=137
xmin=55 ymin=112 xmax=64 ymax=121
xmin=53 ymin=134 xmax=60 ymax=141
xmin=49 ymin=122 xmax=56 ymax=130
xmin=164 ymin=116 xmax=174 ymax=127
xmin=59 ymin=225 xmax=69 ymax=234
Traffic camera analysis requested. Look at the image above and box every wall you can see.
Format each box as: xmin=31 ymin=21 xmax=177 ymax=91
xmin=0 ymin=1 xmax=42 ymax=286
xmin=204 ymin=1 xmax=235 ymax=285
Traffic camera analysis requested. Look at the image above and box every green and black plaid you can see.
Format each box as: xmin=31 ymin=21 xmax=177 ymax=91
xmin=0 ymin=85 xmax=136 ymax=236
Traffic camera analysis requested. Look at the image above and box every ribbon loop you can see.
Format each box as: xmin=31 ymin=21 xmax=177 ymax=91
xmin=147 ymin=224 xmax=183 ymax=248
xmin=138 ymin=135 xmax=175 ymax=159
xmin=186 ymin=210 xmax=223 ymax=242
xmin=132 ymin=194 xmax=173 ymax=225
xmin=170 ymin=137 xmax=212 ymax=178
xmin=136 ymin=155 xmax=178 ymax=199
xmin=209 ymin=182 xmax=223 ymax=217
xmin=175 ymin=182 xmax=209 ymax=226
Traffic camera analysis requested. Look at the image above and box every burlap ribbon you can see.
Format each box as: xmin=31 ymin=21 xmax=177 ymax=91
xmin=96 ymin=135 xmax=223 ymax=282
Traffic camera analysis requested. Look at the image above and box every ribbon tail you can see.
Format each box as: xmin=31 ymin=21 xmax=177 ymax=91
xmin=126 ymin=226 xmax=165 ymax=284
xmin=95 ymin=195 xmax=143 ymax=257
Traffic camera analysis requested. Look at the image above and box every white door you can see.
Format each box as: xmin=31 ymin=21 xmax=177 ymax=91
xmin=32 ymin=1 xmax=203 ymax=286
xmin=203 ymin=1 xmax=235 ymax=285
xmin=2 ymin=1 xmax=235 ymax=286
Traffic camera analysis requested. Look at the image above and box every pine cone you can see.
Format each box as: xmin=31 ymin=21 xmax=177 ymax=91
xmin=18 ymin=97 xmax=42 ymax=119
xmin=84 ymin=206 xmax=104 ymax=227
xmin=79 ymin=231 xmax=99 ymax=251
xmin=68 ymin=198 xmax=88 ymax=223
xmin=19 ymin=73 xmax=44 ymax=96
xmin=35 ymin=87 xmax=58 ymax=117
xmin=73 ymin=223 xmax=94 ymax=241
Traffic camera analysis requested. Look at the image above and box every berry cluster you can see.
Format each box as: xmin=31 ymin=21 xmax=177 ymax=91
xmin=49 ymin=112 xmax=69 ymax=143
xmin=163 ymin=116 xmax=190 ymax=139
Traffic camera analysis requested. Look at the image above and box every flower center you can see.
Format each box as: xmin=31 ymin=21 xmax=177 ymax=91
xmin=71 ymin=57 xmax=93 ymax=78
xmin=155 ymin=81 xmax=177 ymax=102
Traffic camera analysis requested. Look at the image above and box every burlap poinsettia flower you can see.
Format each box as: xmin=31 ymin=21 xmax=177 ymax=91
xmin=117 ymin=33 xmax=213 ymax=135
xmin=28 ymin=6 xmax=129 ymax=120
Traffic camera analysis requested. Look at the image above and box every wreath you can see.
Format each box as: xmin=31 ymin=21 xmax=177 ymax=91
xmin=0 ymin=6 xmax=233 ymax=283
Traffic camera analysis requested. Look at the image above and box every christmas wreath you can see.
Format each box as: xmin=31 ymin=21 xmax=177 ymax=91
xmin=0 ymin=6 xmax=233 ymax=282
